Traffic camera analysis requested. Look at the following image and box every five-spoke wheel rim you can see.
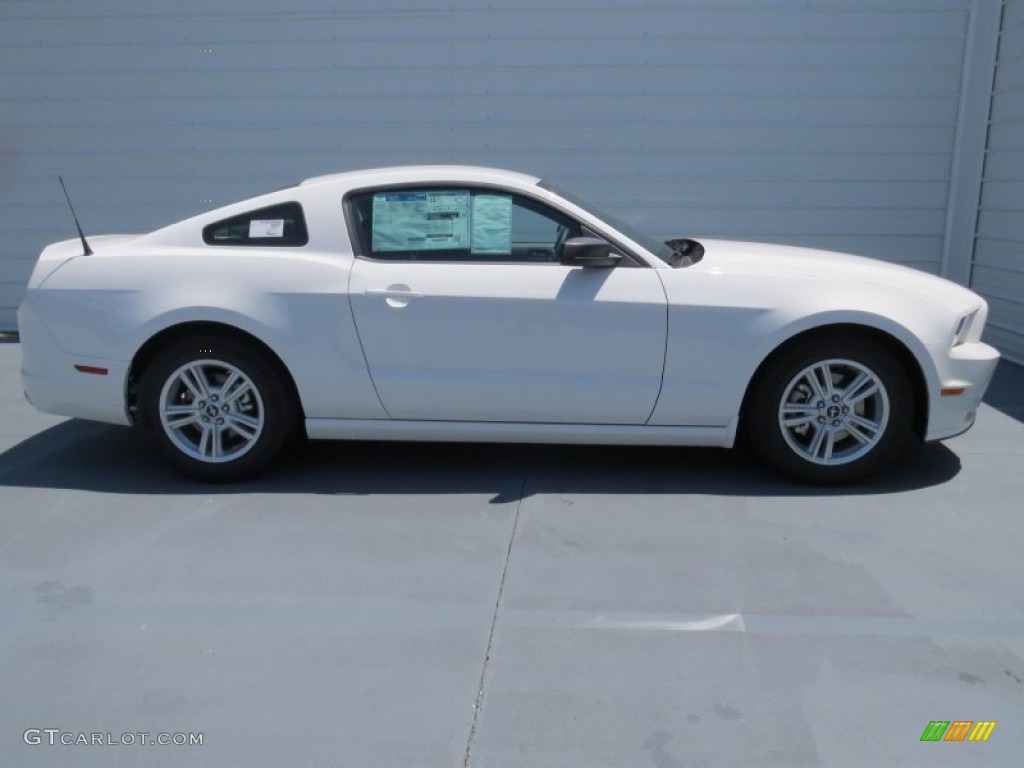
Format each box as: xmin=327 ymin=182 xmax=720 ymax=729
xmin=158 ymin=360 xmax=265 ymax=463
xmin=777 ymin=358 xmax=889 ymax=466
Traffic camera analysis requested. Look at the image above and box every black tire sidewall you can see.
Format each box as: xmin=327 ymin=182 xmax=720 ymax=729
xmin=139 ymin=334 xmax=295 ymax=481
xmin=745 ymin=337 xmax=914 ymax=484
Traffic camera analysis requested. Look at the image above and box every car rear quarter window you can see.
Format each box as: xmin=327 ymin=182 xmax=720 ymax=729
xmin=202 ymin=201 xmax=308 ymax=246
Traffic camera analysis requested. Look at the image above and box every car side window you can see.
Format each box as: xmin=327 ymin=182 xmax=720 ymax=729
xmin=203 ymin=201 xmax=308 ymax=246
xmin=346 ymin=187 xmax=583 ymax=263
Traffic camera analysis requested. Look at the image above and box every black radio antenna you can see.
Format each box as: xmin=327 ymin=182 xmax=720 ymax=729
xmin=58 ymin=176 xmax=93 ymax=255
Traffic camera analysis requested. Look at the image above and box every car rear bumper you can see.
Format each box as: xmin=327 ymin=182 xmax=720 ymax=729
xmin=18 ymin=294 xmax=131 ymax=426
xmin=925 ymin=340 xmax=1000 ymax=442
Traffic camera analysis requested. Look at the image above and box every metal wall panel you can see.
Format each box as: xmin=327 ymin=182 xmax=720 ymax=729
xmin=0 ymin=0 xmax=972 ymax=328
xmin=975 ymin=0 xmax=1024 ymax=364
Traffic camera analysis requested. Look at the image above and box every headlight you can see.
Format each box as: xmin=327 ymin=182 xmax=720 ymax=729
xmin=952 ymin=309 xmax=978 ymax=346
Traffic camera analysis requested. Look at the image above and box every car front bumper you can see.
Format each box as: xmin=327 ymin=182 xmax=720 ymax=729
xmin=925 ymin=340 xmax=1000 ymax=442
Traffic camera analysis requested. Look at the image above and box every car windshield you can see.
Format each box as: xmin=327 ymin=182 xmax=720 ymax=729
xmin=537 ymin=179 xmax=675 ymax=263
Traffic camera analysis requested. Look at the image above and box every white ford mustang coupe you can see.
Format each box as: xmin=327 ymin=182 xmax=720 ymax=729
xmin=19 ymin=166 xmax=1000 ymax=483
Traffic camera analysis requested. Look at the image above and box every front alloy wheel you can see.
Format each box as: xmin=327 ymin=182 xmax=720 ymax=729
xmin=777 ymin=359 xmax=890 ymax=466
xmin=140 ymin=334 xmax=297 ymax=481
xmin=745 ymin=336 xmax=914 ymax=484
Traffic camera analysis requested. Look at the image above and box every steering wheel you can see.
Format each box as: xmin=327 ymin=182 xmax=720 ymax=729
xmin=553 ymin=224 xmax=570 ymax=262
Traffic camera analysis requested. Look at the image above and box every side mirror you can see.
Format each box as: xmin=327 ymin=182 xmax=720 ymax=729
xmin=560 ymin=237 xmax=622 ymax=268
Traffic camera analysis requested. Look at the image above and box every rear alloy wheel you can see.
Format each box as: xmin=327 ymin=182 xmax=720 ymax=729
xmin=140 ymin=335 xmax=296 ymax=481
xmin=745 ymin=337 xmax=914 ymax=484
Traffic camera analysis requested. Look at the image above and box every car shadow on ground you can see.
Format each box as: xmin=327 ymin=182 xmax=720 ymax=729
xmin=983 ymin=359 xmax=1024 ymax=424
xmin=0 ymin=417 xmax=962 ymax=501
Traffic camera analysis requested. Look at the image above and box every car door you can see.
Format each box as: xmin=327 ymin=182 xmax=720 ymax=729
xmin=345 ymin=185 xmax=667 ymax=424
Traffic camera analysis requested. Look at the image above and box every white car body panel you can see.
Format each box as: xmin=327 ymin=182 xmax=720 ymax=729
xmin=647 ymin=240 xmax=993 ymax=438
xmin=349 ymin=259 xmax=667 ymax=423
xmin=18 ymin=165 xmax=1000 ymax=456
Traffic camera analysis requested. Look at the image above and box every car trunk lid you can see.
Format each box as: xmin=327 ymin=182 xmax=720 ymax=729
xmin=27 ymin=235 xmax=140 ymax=289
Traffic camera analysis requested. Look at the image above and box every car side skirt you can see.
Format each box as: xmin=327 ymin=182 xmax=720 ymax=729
xmin=305 ymin=418 xmax=736 ymax=447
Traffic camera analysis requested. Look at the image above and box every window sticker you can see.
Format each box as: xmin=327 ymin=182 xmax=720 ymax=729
xmin=249 ymin=219 xmax=284 ymax=238
xmin=372 ymin=190 xmax=471 ymax=252
xmin=470 ymin=194 xmax=512 ymax=254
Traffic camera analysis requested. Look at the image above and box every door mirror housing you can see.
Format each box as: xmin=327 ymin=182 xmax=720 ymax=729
xmin=560 ymin=237 xmax=622 ymax=268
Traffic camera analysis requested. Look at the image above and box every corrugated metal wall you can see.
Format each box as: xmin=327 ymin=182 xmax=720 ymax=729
xmin=975 ymin=0 xmax=1024 ymax=364
xmin=0 ymin=0 xmax=974 ymax=330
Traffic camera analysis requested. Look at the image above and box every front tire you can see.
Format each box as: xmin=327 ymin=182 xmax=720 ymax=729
xmin=744 ymin=335 xmax=915 ymax=484
xmin=139 ymin=334 xmax=297 ymax=481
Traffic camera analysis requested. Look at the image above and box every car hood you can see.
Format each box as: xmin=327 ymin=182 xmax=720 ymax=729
xmin=692 ymin=239 xmax=981 ymax=310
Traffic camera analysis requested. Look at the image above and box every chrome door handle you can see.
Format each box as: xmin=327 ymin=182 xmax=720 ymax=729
xmin=365 ymin=289 xmax=424 ymax=300
xmin=365 ymin=285 xmax=424 ymax=308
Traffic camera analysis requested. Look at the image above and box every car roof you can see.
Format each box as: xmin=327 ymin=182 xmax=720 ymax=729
xmin=299 ymin=165 xmax=542 ymax=189
xmin=134 ymin=165 xmax=548 ymax=248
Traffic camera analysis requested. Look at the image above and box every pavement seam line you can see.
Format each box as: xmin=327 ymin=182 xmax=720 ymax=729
xmin=462 ymin=468 xmax=527 ymax=768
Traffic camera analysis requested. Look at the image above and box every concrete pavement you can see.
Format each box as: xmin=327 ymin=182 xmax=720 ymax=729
xmin=1 ymin=340 xmax=1022 ymax=767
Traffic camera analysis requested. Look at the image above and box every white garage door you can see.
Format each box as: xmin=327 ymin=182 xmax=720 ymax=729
xmin=0 ymin=0 xmax=972 ymax=329
xmin=974 ymin=0 xmax=1024 ymax=364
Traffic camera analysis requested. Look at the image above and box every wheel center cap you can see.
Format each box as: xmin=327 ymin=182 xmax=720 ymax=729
xmin=825 ymin=405 xmax=842 ymax=420
xmin=206 ymin=404 xmax=220 ymax=417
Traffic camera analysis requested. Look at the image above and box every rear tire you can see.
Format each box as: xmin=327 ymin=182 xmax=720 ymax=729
xmin=744 ymin=334 xmax=915 ymax=484
xmin=139 ymin=333 xmax=297 ymax=481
